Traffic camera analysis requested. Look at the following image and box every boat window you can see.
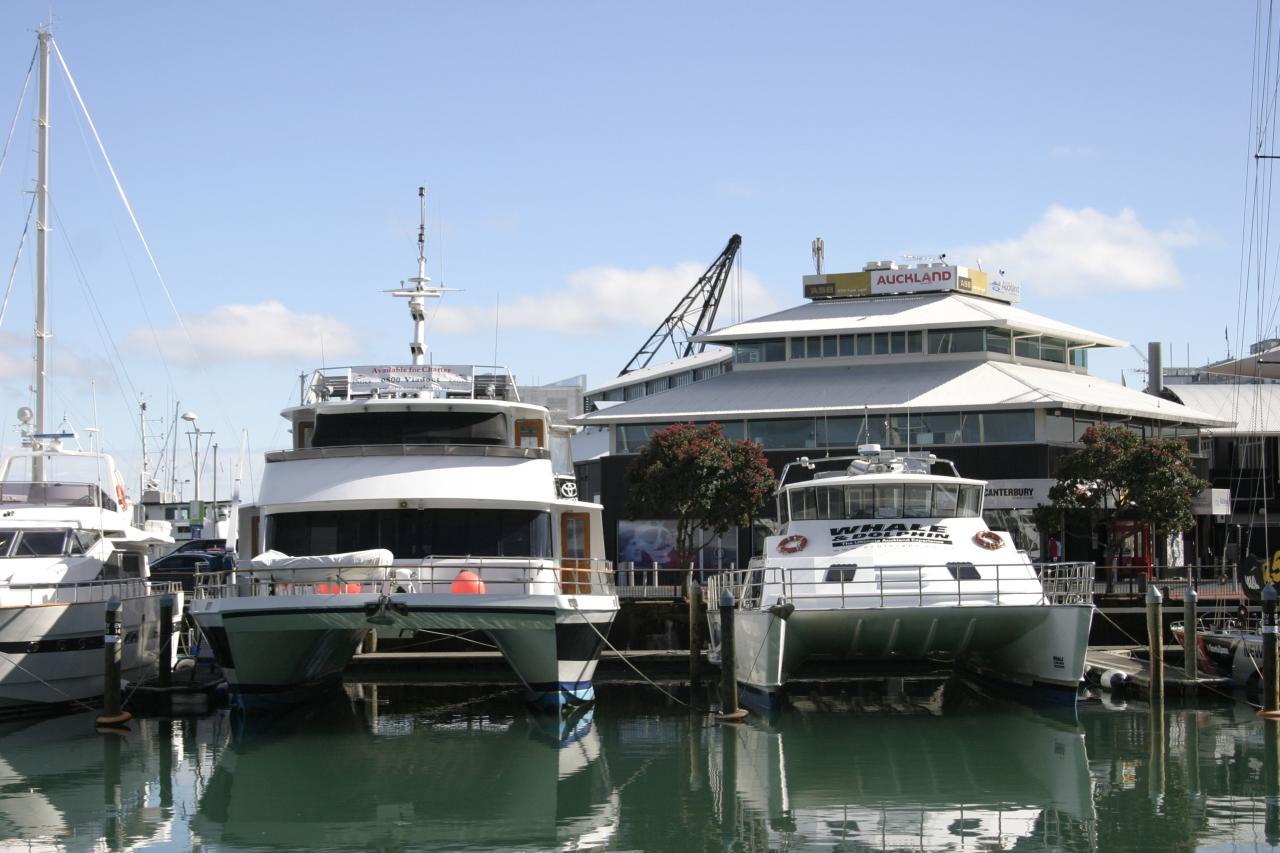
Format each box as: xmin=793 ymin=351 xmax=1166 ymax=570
xmin=790 ymin=488 xmax=818 ymax=521
xmin=933 ymin=484 xmax=959 ymax=515
xmin=844 ymin=484 xmax=873 ymax=518
xmin=902 ymin=484 xmax=932 ymax=518
xmin=816 ymin=486 xmax=845 ymax=519
xmin=310 ymin=411 xmax=508 ymax=448
xmin=777 ymin=495 xmax=789 ymax=524
xmin=266 ymin=508 xmax=553 ymax=559
xmin=957 ymin=484 xmax=983 ymax=517
xmin=0 ymin=531 xmax=15 ymax=557
xmin=946 ymin=562 xmax=980 ymax=580
xmin=14 ymin=530 xmax=67 ymax=557
xmin=824 ymin=565 xmax=859 ymax=583
xmin=874 ymin=485 xmax=903 ymax=518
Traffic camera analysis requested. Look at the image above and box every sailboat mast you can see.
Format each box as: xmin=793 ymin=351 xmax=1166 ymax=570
xmin=33 ymin=30 xmax=50 ymax=481
xmin=411 ymin=186 xmax=427 ymax=366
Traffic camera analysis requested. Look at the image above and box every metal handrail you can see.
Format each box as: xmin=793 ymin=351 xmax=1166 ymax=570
xmin=704 ymin=561 xmax=1094 ymax=611
xmin=194 ymin=557 xmax=615 ymax=600
xmin=0 ymin=576 xmax=180 ymax=606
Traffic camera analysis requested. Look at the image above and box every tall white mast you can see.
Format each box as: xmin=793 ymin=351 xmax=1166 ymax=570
xmin=33 ymin=29 xmax=50 ymax=481
xmin=386 ymin=186 xmax=454 ymax=365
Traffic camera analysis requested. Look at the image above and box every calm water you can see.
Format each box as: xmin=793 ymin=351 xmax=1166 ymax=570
xmin=2 ymin=678 xmax=1279 ymax=852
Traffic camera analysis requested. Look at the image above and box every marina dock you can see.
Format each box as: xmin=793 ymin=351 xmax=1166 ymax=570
xmin=1084 ymin=646 xmax=1233 ymax=698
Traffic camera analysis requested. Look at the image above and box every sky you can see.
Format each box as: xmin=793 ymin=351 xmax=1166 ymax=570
xmin=0 ymin=2 xmax=1266 ymax=502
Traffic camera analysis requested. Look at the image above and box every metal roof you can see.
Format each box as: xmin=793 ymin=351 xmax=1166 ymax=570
xmin=585 ymin=347 xmax=730 ymax=395
xmin=694 ymin=292 xmax=1126 ymax=348
xmin=573 ymin=359 xmax=1229 ymax=426
xmin=1166 ymin=384 xmax=1280 ymax=435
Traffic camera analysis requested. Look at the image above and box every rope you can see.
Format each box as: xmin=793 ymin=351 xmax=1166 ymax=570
xmin=568 ymin=599 xmax=687 ymax=706
xmin=0 ymin=193 xmax=35 ymax=329
xmin=0 ymin=43 xmax=35 ymax=181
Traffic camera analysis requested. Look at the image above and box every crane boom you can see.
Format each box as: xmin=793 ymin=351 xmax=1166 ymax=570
xmin=619 ymin=234 xmax=742 ymax=376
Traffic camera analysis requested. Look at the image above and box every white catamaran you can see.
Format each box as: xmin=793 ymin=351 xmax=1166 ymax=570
xmin=189 ymin=188 xmax=619 ymax=709
xmin=710 ymin=445 xmax=1095 ymax=707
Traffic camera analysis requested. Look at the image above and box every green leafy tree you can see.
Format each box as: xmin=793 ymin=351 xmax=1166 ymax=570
xmin=625 ymin=423 xmax=777 ymax=567
xmin=1034 ymin=424 xmax=1207 ymax=562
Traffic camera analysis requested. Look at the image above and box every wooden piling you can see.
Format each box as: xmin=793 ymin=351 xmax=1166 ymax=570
xmin=1183 ymin=584 xmax=1197 ymax=688
xmin=716 ymin=588 xmax=746 ymax=720
xmin=687 ymin=576 xmax=701 ymax=688
xmin=158 ymin=594 xmax=174 ymax=689
xmin=1263 ymin=585 xmax=1280 ymax=718
xmin=96 ymin=595 xmax=131 ymax=729
xmin=1146 ymin=585 xmax=1164 ymax=704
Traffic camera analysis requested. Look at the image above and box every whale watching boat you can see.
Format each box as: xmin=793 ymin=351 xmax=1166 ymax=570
xmin=709 ymin=444 xmax=1094 ymax=707
xmin=189 ymin=188 xmax=618 ymax=710
xmin=0 ymin=30 xmax=181 ymax=713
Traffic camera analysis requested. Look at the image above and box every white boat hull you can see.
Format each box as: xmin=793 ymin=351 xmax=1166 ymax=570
xmin=730 ymin=603 xmax=1094 ymax=703
xmin=0 ymin=585 xmax=179 ymax=711
xmin=191 ymin=591 xmax=618 ymax=709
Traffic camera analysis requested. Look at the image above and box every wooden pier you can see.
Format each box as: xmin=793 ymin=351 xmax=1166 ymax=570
xmin=1085 ymin=647 xmax=1232 ymax=698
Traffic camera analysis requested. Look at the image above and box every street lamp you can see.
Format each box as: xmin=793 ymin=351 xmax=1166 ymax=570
xmin=181 ymin=412 xmax=202 ymax=521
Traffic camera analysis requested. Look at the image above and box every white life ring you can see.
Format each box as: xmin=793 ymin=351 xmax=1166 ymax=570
xmin=777 ymin=534 xmax=808 ymax=554
xmin=973 ymin=530 xmax=1003 ymax=550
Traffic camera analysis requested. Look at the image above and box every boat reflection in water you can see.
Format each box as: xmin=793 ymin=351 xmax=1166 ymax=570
xmin=192 ymin=684 xmax=619 ymax=851
xmin=709 ymin=678 xmax=1097 ymax=851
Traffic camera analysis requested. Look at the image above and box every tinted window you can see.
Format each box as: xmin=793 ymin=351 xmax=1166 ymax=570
xmin=266 ymin=508 xmax=553 ymax=559
xmin=311 ymin=411 xmax=507 ymax=447
xmin=15 ymin=531 xmax=66 ymax=557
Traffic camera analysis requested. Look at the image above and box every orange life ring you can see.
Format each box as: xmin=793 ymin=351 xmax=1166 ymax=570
xmin=973 ymin=530 xmax=1003 ymax=550
xmin=777 ymin=534 xmax=808 ymax=554
xmin=115 ymin=484 xmax=129 ymax=511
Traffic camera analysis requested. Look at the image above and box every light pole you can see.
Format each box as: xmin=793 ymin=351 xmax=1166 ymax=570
xmin=181 ymin=412 xmax=202 ymax=523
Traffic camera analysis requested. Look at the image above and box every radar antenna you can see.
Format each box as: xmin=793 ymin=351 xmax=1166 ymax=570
xmin=619 ymin=234 xmax=742 ymax=376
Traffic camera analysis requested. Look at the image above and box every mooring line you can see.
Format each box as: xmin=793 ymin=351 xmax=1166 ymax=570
xmin=568 ymin=600 xmax=687 ymax=707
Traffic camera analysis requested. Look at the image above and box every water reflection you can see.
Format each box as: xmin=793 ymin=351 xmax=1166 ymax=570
xmin=1 ymin=680 xmax=1280 ymax=850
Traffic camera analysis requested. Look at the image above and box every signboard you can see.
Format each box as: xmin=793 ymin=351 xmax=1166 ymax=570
xmin=983 ymin=478 xmax=1055 ymax=510
xmin=804 ymin=265 xmax=1016 ymax=303
xmin=1191 ymin=487 xmax=1231 ymax=517
xmin=348 ymin=364 xmax=474 ymax=396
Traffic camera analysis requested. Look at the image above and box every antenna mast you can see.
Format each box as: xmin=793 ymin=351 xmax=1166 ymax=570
xmin=386 ymin=186 xmax=456 ymax=365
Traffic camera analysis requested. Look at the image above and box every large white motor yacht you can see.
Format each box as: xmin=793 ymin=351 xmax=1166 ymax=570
xmin=711 ymin=445 xmax=1094 ymax=706
xmin=0 ymin=436 xmax=180 ymax=711
xmin=189 ymin=188 xmax=618 ymax=710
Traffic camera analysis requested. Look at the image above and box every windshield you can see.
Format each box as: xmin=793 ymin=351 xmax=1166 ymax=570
xmin=0 ymin=528 xmax=71 ymax=558
xmin=789 ymin=482 xmax=983 ymax=521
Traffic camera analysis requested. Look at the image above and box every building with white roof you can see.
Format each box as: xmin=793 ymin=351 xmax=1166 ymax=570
xmin=575 ymin=260 xmax=1227 ymax=568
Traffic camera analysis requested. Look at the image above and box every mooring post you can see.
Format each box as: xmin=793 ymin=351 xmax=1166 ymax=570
xmin=96 ymin=595 xmax=131 ymax=729
xmin=719 ymin=588 xmax=739 ymax=716
xmin=1183 ymin=584 xmax=1198 ymax=688
xmin=1264 ymin=585 xmax=1280 ymax=717
xmin=158 ymin=594 xmax=174 ymax=689
xmin=688 ymin=576 xmax=701 ymax=689
xmin=1146 ymin=584 xmax=1164 ymax=704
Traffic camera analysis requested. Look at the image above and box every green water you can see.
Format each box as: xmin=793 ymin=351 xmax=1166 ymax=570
xmin=0 ymin=679 xmax=1276 ymax=852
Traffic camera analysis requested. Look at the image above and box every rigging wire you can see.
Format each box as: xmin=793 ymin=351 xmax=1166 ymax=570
xmin=0 ymin=193 xmax=35 ymax=329
xmin=0 ymin=43 xmax=35 ymax=183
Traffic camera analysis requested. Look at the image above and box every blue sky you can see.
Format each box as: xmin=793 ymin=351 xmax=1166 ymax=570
xmin=0 ymin=2 xmax=1263 ymax=500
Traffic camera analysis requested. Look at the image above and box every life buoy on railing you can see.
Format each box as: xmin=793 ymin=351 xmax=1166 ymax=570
xmin=777 ymin=534 xmax=808 ymax=555
xmin=973 ymin=530 xmax=1004 ymax=550
xmin=115 ymin=484 xmax=129 ymax=511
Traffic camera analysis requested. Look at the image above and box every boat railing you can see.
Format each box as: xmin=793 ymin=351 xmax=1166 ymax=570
xmin=703 ymin=561 xmax=1095 ymax=610
xmin=0 ymin=576 xmax=181 ymax=605
xmin=193 ymin=557 xmax=615 ymax=600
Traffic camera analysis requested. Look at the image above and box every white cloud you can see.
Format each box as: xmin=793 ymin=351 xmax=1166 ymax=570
xmin=127 ymin=301 xmax=361 ymax=365
xmin=429 ymin=262 xmax=777 ymax=335
xmin=0 ymin=330 xmax=113 ymax=389
xmin=957 ymin=205 xmax=1200 ymax=294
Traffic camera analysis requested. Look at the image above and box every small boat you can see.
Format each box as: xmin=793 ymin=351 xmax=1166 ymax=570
xmin=708 ymin=444 xmax=1095 ymax=708
xmin=1171 ymin=617 xmax=1260 ymax=688
xmin=189 ymin=188 xmax=619 ymax=710
xmin=0 ymin=30 xmax=182 ymax=713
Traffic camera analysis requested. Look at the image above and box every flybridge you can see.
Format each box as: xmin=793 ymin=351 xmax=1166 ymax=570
xmin=803 ymin=260 xmax=1022 ymax=303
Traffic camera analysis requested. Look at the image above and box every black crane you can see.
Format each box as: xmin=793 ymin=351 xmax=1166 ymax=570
xmin=618 ymin=234 xmax=742 ymax=376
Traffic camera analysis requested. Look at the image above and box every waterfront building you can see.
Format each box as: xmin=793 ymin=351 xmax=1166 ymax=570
xmin=574 ymin=260 xmax=1227 ymax=569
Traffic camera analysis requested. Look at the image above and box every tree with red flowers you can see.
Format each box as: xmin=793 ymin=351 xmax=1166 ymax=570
xmin=625 ymin=423 xmax=777 ymax=567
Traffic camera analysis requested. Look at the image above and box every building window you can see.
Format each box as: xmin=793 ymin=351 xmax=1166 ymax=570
xmin=928 ymin=327 xmax=985 ymax=354
xmin=645 ymin=377 xmax=669 ymax=395
xmin=856 ymin=334 xmax=873 ymax=356
xmin=822 ymin=335 xmax=838 ymax=357
xmin=907 ymin=330 xmax=923 ymax=353
xmin=1040 ymin=337 xmax=1066 ymax=364
xmin=671 ymin=371 xmax=693 ymax=388
xmin=748 ymin=418 xmax=818 ymax=449
xmin=982 ymin=410 xmax=1035 ymax=443
xmin=987 ymin=328 xmax=1011 ymax=355
xmin=733 ymin=339 xmax=786 ymax=364
xmin=890 ymin=331 xmax=906 ymax=354
xmin=1015 ymin=336 xmax=1041 ymax=360
xmin=624 ymin=384 xmax=644 ymax=401
xmin=806 ymin=337 xmax=823 ymax=359
xmin=838 ymin=335 xmax=855 ymax=356
xmin=790 ymin=338 xmax=805 ymax=359
xmin=874 ymin=332 xmax=890 ymax=355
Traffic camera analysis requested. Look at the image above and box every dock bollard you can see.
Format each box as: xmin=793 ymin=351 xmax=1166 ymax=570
xmin=1146 ymin=585 xmax=1164 ymax=704
xmin=96 ymin=595 xmax=131 ymax=729
xmin=158 ymin=594 xmax=174 ymax=689
xmin=716 ymin=588 xmax=746 ymax=720
xmin=1183 ymin=585 xmax=1198 ymax=688
xmin=687 ymin=577 xmax=701 ymax=688
xmin=1263 ymin=585 xmax=1280 ymax=718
